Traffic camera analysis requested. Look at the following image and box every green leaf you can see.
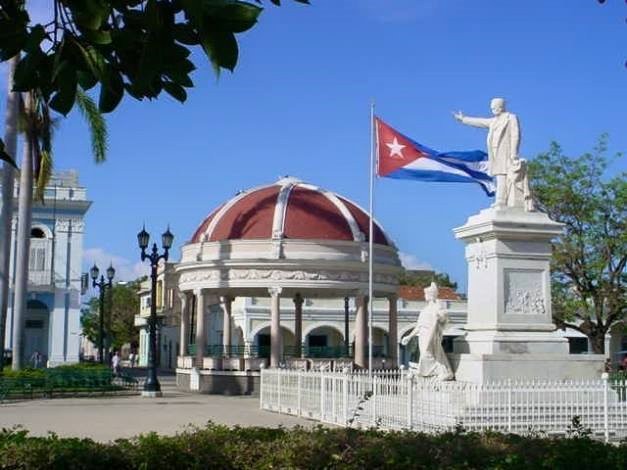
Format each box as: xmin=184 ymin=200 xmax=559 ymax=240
xmin=74 ymin=40 xmax=107 ymax=80
xmin=199 ymin=29 xmax=238 ymax=72
xmin=49 ymin=62 xmax=78 ymax=116
xmin=173 ymin=23 xmax=199 ymax=45
xmin=68 ymin=0 xmax=111 ymax=30
xmin=82 ymin=29 xmax=112 ymax=45
xmin=206 ymin=2 xmax=262 ymax=33
xmin=12 ymin=51 xmax=44 ymax=91
xmin=165 ymin=70 xmax=194 ymax=88
xmin=0 ymin=139 xmax=17 ymax=168
xmin=163 ymin=81 xmax=187 ymax=102
xmin=0 ymin=20 xmax=27 ymax=60
xmin=99 ymin=67 xmax=124 ymax=113
xmin=23 ymin=24 xmax=46 ymax=53
xmin=77 ymin=70 xmax=98 ymax=90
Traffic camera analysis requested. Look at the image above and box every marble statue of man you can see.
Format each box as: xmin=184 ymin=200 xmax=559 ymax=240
xmin=401 ymin=282 xmax=454 ymax=381
xmin=454 ymin=98 xmax=534 ymax=211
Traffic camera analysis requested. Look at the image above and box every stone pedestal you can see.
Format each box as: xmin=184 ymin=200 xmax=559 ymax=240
xmin=452 ymin=206 xmax=604 ymax=382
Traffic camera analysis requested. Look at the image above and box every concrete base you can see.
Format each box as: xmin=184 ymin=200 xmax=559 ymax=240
xmin=450 ymin=353 xmax=605 ymax=383
xmin=177 ymin=369 xmax=260 ymax=395
xmin=454 ymin=330 xmax=569 ymax=355
xmin=141 ymin=390 xmax=164 ymax=398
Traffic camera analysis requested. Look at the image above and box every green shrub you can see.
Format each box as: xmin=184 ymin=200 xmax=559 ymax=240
xmin=0 ymin=424 xmax=624 ymax=469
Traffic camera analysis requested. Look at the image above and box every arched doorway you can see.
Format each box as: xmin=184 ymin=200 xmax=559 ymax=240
xmin=254 ymin=326 xmax=296 ymax=359
xmin=304 ymin=325 xmax=344 ymax=358
xmin=23 ymin=300 xmax=50 ymax=367
xmin=399 ymin=330 xmax=419 ymax=367
xmin=371 ymin=326 xmax=389 ymax=358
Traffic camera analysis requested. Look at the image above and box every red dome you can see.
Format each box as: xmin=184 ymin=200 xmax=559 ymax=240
xmin=190 ymin=177 xmax=392 ymax=246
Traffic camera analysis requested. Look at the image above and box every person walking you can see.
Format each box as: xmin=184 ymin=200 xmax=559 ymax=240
xmin=111 ymin=351 xmax=120 ymax=376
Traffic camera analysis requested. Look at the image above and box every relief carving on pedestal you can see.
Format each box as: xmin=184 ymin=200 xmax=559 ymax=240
xmin=504 ymin=270 xmax=546 ymax=315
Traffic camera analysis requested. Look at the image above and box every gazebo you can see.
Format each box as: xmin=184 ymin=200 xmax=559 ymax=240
xmin=175 ymin=177 xmax=402 ymax=390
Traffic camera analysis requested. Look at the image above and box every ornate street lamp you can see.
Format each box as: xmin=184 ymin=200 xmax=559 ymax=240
xmin=91 ymin=263 xmax=115 ymax=364
xmin=137 ymin=225 xmax=173 ymax=397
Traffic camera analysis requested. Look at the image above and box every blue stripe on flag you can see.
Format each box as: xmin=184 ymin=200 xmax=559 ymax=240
xmin=386 ymin=168 xmax=495 ymax=196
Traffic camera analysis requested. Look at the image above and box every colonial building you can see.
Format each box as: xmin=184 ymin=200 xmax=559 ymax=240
xmin=135 ymin=262 xmax=181 ymax=369
xmin=1 ymin=170 xmax=90 ymax=366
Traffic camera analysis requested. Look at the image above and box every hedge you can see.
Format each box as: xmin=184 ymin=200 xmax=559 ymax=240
xmin=0 ymin=364 xmax=137 ymax=400
xmin=0 ymin=424 xmax=624 ymax=469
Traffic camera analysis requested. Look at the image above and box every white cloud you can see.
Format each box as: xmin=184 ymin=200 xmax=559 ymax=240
xmin=83 ymin=248 xmax=149 ymax=282
xmin=399 ymin=252 xmax=432 ymax=271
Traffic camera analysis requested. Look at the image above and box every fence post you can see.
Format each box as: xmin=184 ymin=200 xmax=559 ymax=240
xmin=259 ymin=364 xmax=265 ymax=410
xmin=343 ymin=368 xmax=349 ymax=426
xmin=297 ymin=370 xmax=302 ymax=417
xmin=277 ymin=368 xmax=282 ymax=412
xmin=602 ymin=372 xmax=609 ymax=443
xmin=320 ymin=369 xmax=325 ymax=421
xmin=371 ymin=375 xmax=377 ymax=427
xmin=507 ymin=378 xmax=512 ymax=433
xmin=406 ymin=372 xmax=413 ymax=430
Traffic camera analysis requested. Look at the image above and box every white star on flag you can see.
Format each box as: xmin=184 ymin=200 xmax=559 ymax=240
xmin=386 ymin=137 xmax=406 ymax=159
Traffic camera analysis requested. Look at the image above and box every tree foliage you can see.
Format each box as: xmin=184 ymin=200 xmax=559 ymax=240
xmin=81 ymin=279 xmax=142 ymax=351
xmin=398 ymin=270 xmax=458 ymax=290
xmin=528 ymin=137 xmax=626 ymax=353
xmin=0 ymin=0 xmax=308 ymax=163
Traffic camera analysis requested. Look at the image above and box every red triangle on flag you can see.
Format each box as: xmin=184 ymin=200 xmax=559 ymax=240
xmin=376 ymin=117 xmax=425 ymax=177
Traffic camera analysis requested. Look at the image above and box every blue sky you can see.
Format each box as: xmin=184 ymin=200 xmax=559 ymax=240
xmin=1 ymin=0 xmax=626 ymax=289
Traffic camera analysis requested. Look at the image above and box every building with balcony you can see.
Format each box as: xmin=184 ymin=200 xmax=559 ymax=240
xmin=1 ymin=170 xmax=91 ymax=366
xmin=135 ymin=262 xmax=182 ymax=370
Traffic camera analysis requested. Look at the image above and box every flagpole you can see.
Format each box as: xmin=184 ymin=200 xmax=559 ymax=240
xmin=368 ymin=101 xmax=375 ymax=379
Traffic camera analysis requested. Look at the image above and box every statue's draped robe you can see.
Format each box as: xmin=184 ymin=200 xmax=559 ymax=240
xmin=415 ymin=302 xmax=454 ymax=380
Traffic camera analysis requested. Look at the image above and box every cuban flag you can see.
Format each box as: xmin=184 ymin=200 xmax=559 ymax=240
xmin=375 ymin=117 xmax=495 ymax=196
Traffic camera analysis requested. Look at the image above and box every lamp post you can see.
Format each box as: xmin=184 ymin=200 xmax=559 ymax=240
xmin=90 ymin=263 xmax=115 ymax=364
xmin=137 ymin=225 xmax=174 ymax=398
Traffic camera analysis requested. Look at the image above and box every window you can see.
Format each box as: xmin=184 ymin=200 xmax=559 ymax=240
xmin=156 ymin=281 xmax=163 ymax=309
xmin=308 ymin=335 xmax=327 ymax=347
xmin=29 ymin=247 xmax=46 ymax=271
xmin=25 ymin=320 xmax=44 ymax=329
xmin=568 ymin=337 xmax=589 ymax=354
xmin=441 ymin=336 xmax=455 ymax=353
xmin=30 ymin=228 xmax=45 ymax=238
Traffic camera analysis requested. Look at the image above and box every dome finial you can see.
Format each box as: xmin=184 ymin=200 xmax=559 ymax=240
xmin=277 ymin=175 xmax=302 ymax=186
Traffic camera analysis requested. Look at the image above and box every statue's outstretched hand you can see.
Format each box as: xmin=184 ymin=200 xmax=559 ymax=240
xmin=401 ymin=336 xmax=410 ymax=346
xmin=453 ymin=111 xmax=464 ymax=122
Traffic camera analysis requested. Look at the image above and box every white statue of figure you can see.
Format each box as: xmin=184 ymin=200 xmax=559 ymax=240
xmin=401 ymin=282 xmax=454 ymax=381
xmin=454 ymin=98 xmax=534 ymax=211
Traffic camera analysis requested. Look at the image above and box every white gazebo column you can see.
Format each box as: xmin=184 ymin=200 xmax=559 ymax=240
xmin=178 ymin=292 xmax=189 ymax=357
xmin=222 ymin=296 xmax=233 ymax=356
xmin=388 ymin=294 xmax=398 ymax=368
xmin=293 ymin=293 xmax=303 ymax=358
xmin=354 ymin=294 xmax=368 ymax=369
xmin=269 ymin=287 xmax=282 ymax=368
xmin=194 ymin=289 xmax=206 ymax=368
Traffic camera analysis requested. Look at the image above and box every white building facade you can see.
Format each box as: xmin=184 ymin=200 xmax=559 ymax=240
xmin=1 ymin=171 xmax=90 ymax=366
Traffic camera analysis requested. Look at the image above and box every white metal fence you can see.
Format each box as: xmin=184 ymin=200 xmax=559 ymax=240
xmin=260 ymin=369 xmax=627 ymax=441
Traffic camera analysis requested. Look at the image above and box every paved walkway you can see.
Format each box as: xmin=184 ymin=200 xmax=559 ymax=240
xmin=0 ymin=372 xmax=316 ymax=442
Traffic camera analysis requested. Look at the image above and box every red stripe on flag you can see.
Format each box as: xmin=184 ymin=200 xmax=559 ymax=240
xmin=375 ymin=117 xmax=425 ymax=177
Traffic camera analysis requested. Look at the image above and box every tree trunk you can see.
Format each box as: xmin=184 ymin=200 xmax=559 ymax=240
xmin=589 ymin=331 xmax=606 ymax=355
xmin=11 ymin=92 xmax=34 ymax=371
xmin=0 ymin=56 xmax=20 ymax=373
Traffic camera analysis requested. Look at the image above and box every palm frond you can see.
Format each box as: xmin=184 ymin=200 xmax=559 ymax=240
xmin=76 ymin=88 xmax=108 ymax=163
xmin=26 ymin=91 xmax=55 ymax=202
xmin=34 ymin=148 xmax=53 ymax=202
